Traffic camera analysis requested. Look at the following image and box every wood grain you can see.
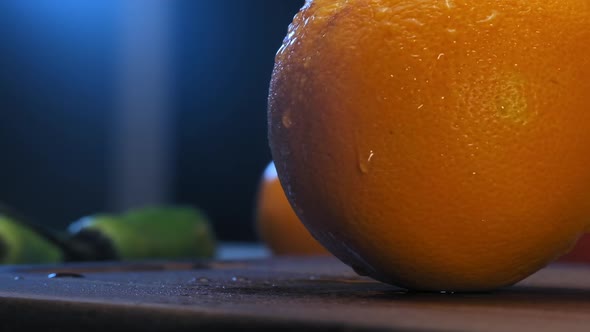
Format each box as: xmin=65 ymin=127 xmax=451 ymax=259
xmin=0 ymin=256 xmax=588 ymax=331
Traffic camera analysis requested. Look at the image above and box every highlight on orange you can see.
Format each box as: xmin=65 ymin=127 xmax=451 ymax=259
xmin=268 ymin=0 xmax=590 ymax=291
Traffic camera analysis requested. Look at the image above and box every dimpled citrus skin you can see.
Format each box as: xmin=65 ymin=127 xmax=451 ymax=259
xmin=256 ymin=162 xmax=329 ymax=255
xmin=268 ymin=0 xmax=590 ymax=291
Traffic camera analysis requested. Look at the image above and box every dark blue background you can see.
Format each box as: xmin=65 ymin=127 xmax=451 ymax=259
xmin=0 ymin=0 xmax=303 ymax=241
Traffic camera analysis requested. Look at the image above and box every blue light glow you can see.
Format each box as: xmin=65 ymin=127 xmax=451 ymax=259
xmin=8 ymin=0 xmax=115 ymax=19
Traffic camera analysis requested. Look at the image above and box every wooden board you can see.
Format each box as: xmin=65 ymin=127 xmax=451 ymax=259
xmin=0 ymin=252 xmax=589 ymax=331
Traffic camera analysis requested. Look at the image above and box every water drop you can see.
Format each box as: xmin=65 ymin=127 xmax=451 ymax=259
xmin=282 ymin=112 xmax=293 ymax=128
xmin=231 ymin=276 xmax=249 ymax=283
xmin=406 ymin=18 xmax=424 ymax=26
xmin=358 ymin=150 xmax=375 ymax=174
xmin=48 ymin=272 xmax=84 ymax=279
xmin=303 ymin=56 xmax=313 ymax=68
xmin=13 ymin=276 xmax=23 ymax=281
xmin=359 ymin=163 xmax=369 ymax=174
xmin=477 ymin=10 xmax=498 ymax=23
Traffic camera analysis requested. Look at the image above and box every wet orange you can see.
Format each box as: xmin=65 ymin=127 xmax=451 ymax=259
xmin=268 ymin=0 xmax=590 ymax=291
xmin=255 ymin=162 xmax=329 ymax=255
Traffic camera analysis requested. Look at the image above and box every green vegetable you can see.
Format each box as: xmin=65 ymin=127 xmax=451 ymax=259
xmin=68 ymin=206 xmax=217 ymax=260
xmin=0 ymin=213 xmax=63 ymax=264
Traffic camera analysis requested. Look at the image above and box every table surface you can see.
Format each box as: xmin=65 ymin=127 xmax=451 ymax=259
xmin=1 ymin=244 xmax=590 ymax=332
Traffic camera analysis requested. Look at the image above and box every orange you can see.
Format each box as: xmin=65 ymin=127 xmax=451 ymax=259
xmin=268 ymin=0 xmax=590 ymax=291
xmin=255 ymin=161 xmax=329 ymax=255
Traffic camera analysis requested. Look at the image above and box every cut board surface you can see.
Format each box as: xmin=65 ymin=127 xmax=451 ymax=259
xmin=0 ymin=254 xmax=589 ymax=331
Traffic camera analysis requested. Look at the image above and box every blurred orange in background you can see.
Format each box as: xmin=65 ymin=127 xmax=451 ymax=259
xmin=255 ymin=162 xmax=329 ymax=256
xmin=559 ymin=235 xmax=590 ymax=263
